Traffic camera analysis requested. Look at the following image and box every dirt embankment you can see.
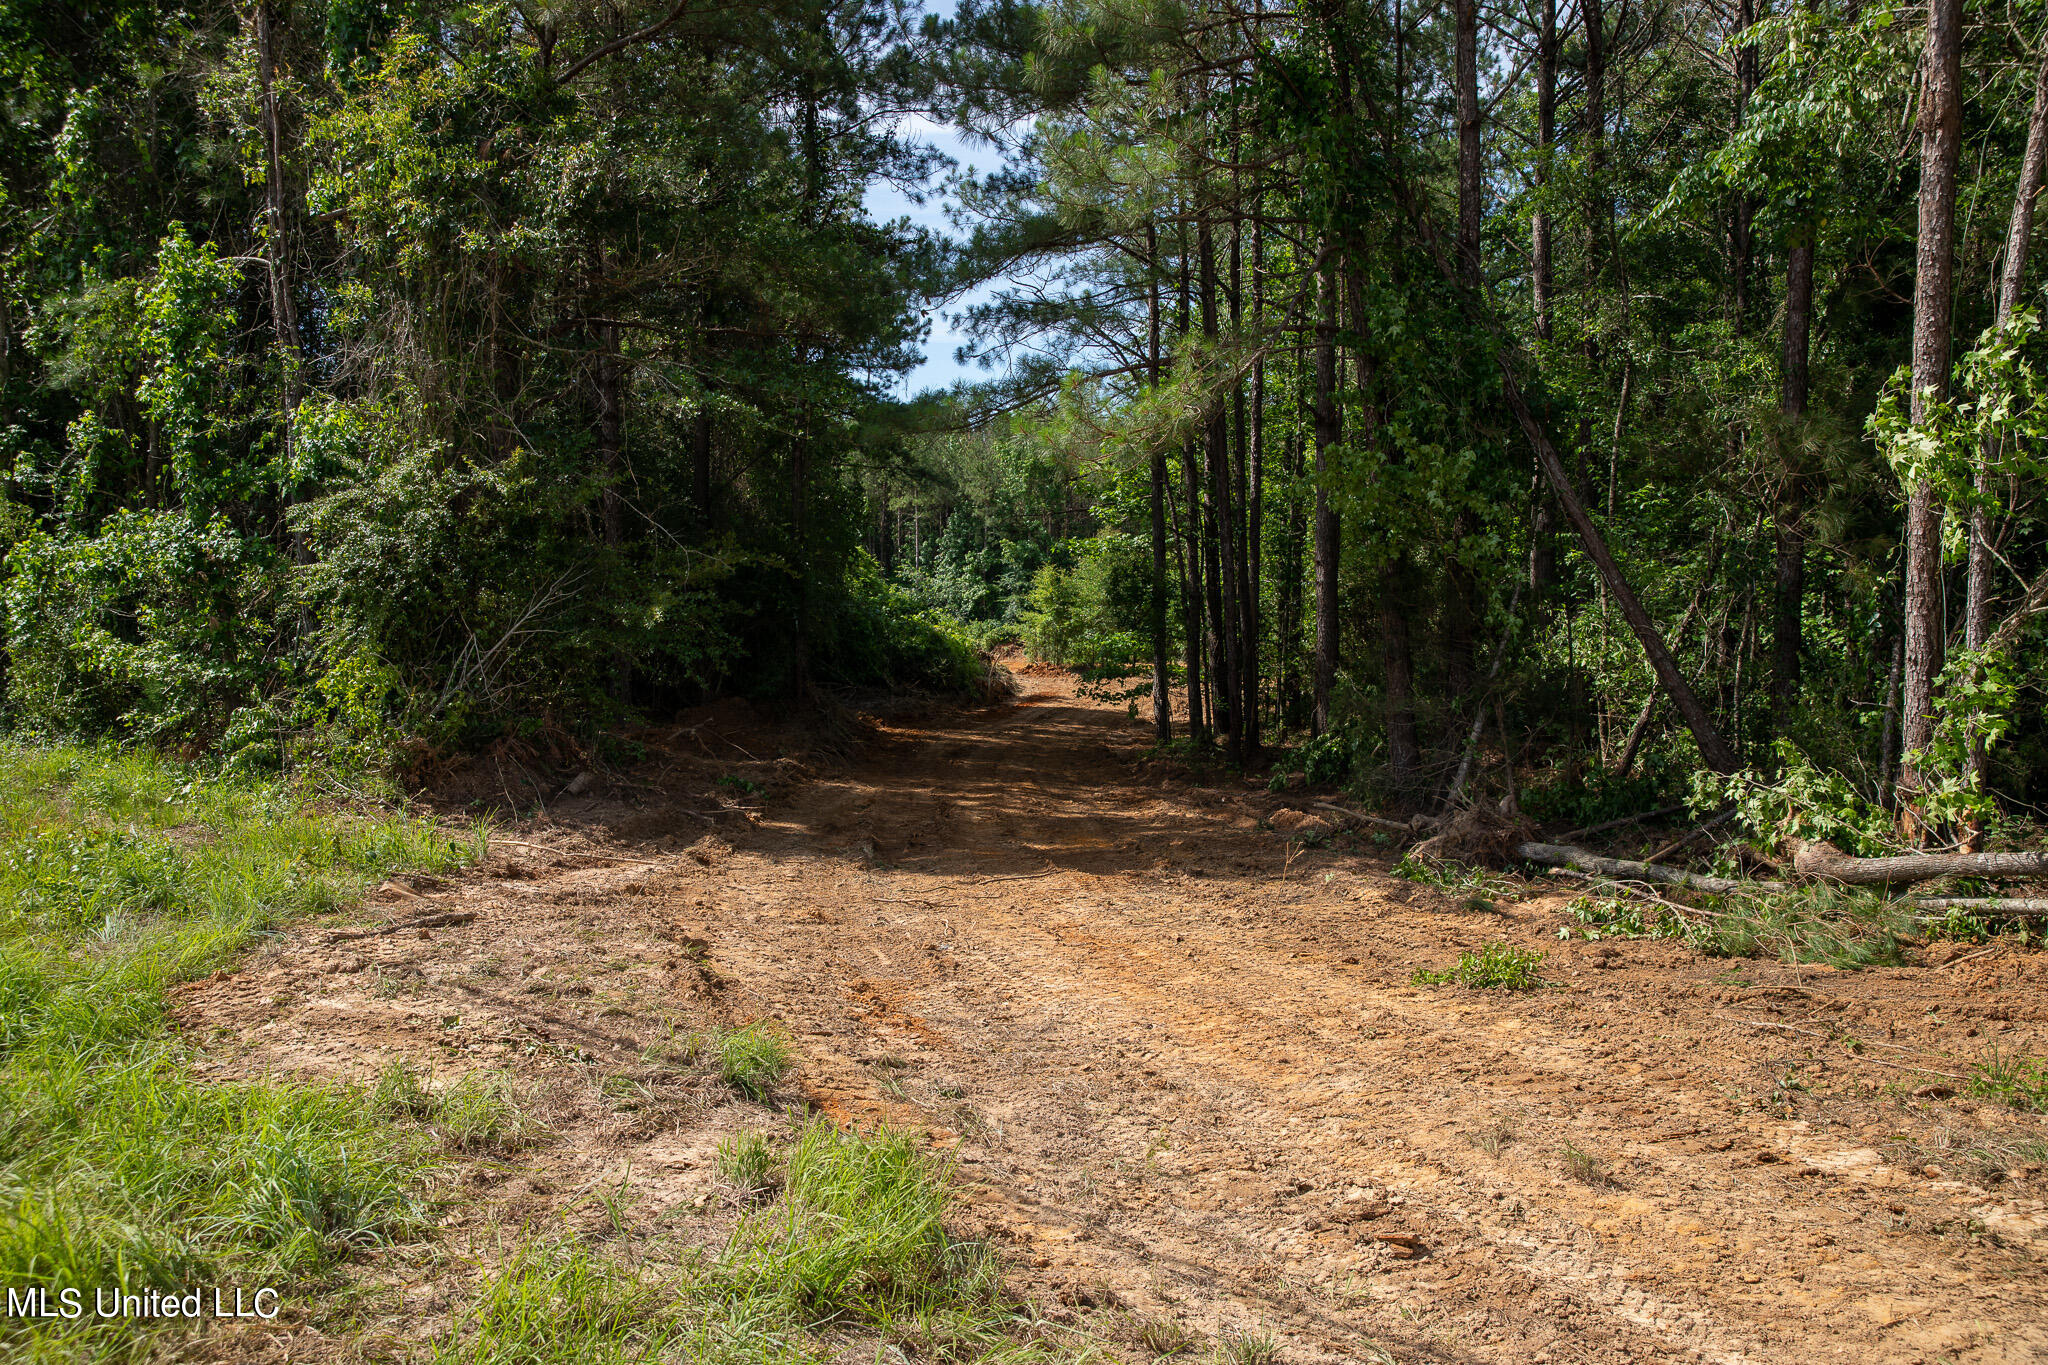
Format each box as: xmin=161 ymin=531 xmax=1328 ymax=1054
xmin=179 ymin=664 xmax=2048 ymax=1364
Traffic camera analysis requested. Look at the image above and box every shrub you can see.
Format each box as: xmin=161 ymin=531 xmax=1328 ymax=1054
xmin=1018 ymin=534 xmax=1155 ymax=675
xmin=1412 ymin=942 xmax=1547 ymax=990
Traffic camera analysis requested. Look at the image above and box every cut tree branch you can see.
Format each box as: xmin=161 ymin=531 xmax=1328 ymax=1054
xmin=1517 ymin=842 xmax=1787 ymax=894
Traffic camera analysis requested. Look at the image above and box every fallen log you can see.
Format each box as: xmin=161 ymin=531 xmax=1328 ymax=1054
xmin=1516 ymin=842 xmax=1789 ymax=895
xmin=1789 ymin=839 xmax=2048 ymax=887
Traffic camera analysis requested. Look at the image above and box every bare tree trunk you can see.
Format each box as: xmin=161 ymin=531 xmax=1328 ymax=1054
xmin=1199 ymin=216 xmax=1238 ymax=755
xmin=1183 ymin=437 xmax=1208 ymax=743
xmin=255 ymin=1 xmax=299 ymax=380
xmin=1147 ymin=221 xmax=1172 ymax=743
xmin=1311 ymin=251 xmax=1342 ymax=737
xmin=1178 ymin=230 xmax=1208 ymax=743
xmin=1730 ymin=0 xmax=1757 ymax=335
xmin=1963 ymin=48 xmax=2048 ymax=781
xmin=1230 ymin=181 xmax=1258 ymax=758
xmin=1532 ymin=0 xmax=1556 ymax=340
xmin=254 ymin=0 xmax=305 ymax=577
xmin=1774 ymin=232 xmax=1814 ymax=732
xmin=1900 ymin=0 xmax=1965 ymax=809
xmin=1245 ymin=206 xmax=1267 ymax=756
xmin=1455 ymin=0 xmax=1482 ymax=287
xmin=594 ymin=317 xmax=630 ymax=702
xmin=1280 ymin=428 xmax=1305 ymax=729
xmin=1528 ymin=0 xmax=1559 ymax=593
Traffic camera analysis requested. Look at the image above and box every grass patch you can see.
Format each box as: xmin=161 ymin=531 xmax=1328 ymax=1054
xmin=436 ymin=1069 xmax=546 ymax=1155
xmin=439 ymin=1118 xmax=1078 ymax=1363
xmin=0 ymin=742 xmax=477 ymax=1355
xmin=1131 ymin=1313 xmax=1197 ymax=1356
xmin=1967 ymin=1049 xmax=2048 ymax=1114
xmin=716 ymin=1021 xmax=794 ymax=1101
xmin=1412 ymin=942 xmax=1547 ymax=990
xmin=717 ymin=1129 xmax=780 ymax=1201
xmin=429 ymin=1240 xmax=684 ymax=1365
xmin=1559 ymin=1142 xmax=1613 ymax=1187
xmin=1215 ymin=1330 xmax=1281 ymax=1365
xmin=643 ymin=1020 xmax=794 ymax=1102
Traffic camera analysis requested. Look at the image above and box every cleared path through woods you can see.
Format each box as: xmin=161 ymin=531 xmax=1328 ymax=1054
xmin=188 ymin=664 xmax=2048 ymax=1364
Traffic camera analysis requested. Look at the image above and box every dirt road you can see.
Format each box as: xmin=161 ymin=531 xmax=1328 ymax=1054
xmin=186 ymin=667 xmax=2048 ymax=1363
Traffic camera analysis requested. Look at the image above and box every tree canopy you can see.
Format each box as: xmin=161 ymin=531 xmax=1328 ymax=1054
xmin=2 ymin=0 xmax=2045 ymax=844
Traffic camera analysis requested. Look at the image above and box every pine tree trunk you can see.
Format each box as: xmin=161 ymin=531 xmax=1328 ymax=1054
xmin=1532 ymin=0 xmax=1556 ymax=342
xmin=1147 ymin=220 xmax=1172 ymax=743
xmin=1382 ymin=562 xmax=1421 ymax=791
xmin=1455 ymin=0 xmax=1481 ymax=286
xmin=1529 ymin=0 xmax=1559 ymax=594
xmin=1900 ymin=0 xmax=1965 ymax=807
xmin=1236 ymin=208 xmax=1253 ymax=753
xmin=1311 ymin=253 xmax=1342 ymax=737
xmin=1199 ymin=216 xmax=1238 ymax=754
xmin=1774 ymin=233 xmax=1813 ymax=731
xmin=1178 ymin=234 xmax=1208 ymax=743
xmin=253 ymin=0 xmax=304 ymax=570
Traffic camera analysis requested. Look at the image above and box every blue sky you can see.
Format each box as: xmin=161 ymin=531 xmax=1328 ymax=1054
xmin=864 ymin=109 xmax=1008 ymax=398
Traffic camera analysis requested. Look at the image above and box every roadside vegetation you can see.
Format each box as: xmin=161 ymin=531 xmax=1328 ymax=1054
xmin=0 ymin=743 xmax=475 ymax=1355
xmin=433 ymin=1118 xmax=1093 ymax=1365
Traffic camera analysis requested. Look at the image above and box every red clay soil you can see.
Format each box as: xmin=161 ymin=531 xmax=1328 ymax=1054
xmin=177 ymin=662 xmax=2048 ymax=1364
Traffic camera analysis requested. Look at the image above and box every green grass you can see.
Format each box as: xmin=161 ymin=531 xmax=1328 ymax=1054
xmin=1967 ymin=1049 xmax=2048 ymax=1114
xmin=436 ymin=1118 xmax=1080 ymax=1364
xmin=715 ymin=1021 xmax=794 ymax=1101
xmin=430 ymin=1240 xmax=689 ymax=1365
xmin=0 ymin=742 xmax=479 ymax=1356
xmin=643 ymin=1020 xmax=795 ymax=1101
xmin=717 ymin=1129 xmax=780 ymax=1200
xmin=1214 ymin=1330 xmax=1280 ymax=1365
xmin=1412 ymin=942 xmax=1547 ymax=990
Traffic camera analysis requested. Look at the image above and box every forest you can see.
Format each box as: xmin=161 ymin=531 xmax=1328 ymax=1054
xmin=3 ymin=0 xmax=2046 ymax=845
